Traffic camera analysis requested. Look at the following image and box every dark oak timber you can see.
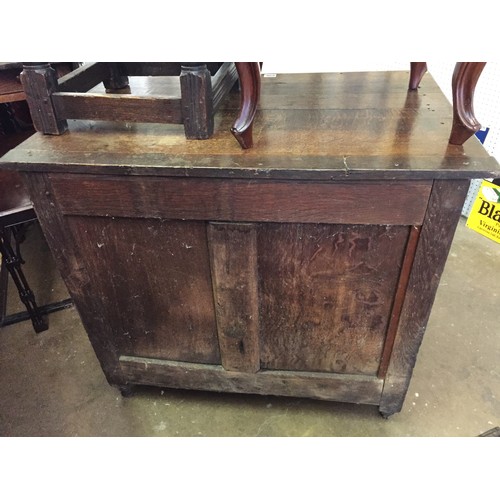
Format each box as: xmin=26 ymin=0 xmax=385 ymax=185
xmin=379 ymin=179 xmax=470 ymax=417
xmin=20 ymin=63 xmax=67 ymax=134
xmin=208 ymin=223 xmax=260 ymax=373
xmin=2 ymin=71 xmax=499 ymax=417
xmin=19 ymin=62 xmax=253 ymax=148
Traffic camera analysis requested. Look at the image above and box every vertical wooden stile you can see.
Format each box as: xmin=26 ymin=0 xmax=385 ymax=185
xmin=208 ymin=222 xmax=260 ymax=373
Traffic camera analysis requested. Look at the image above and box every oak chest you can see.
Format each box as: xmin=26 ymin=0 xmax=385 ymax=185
xmin=2 ymin=71 xmax=498 ymax=416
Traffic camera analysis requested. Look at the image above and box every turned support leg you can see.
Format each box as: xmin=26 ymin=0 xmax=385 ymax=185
xmin=409 ymin=62 xmax=427 ymax=90
xmin=231 ymin=62 xmax=261 ymax=149
xmin=103 ymin=63 xmax=130 ymax=93
xmin=449 ymin=62 xmax=487 ymax=145
xmin=20 ymin=63 xmax=67 ymax=135
xmin=180 ymin=63 xmax=214 ymax=140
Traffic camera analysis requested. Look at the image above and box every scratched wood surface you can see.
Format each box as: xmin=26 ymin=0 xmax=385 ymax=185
xmin=258 ymin=223 xmax=409 ymax=375
xmin=4 ymin=71 xmax=499 ymax=415
xmin=67 ymin=216 xmax=221 ymax=365
xmin=2 ymin=71 xmax=499 ymax=180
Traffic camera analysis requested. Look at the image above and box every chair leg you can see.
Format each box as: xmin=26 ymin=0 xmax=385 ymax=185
xmin=180 ymin=64 xmax=214 ymax=140
xmin=409 ymin=62 xmax=427 ymax=90
xmin=449 ymin=62 xmax=487 ymax=145
xmin=20 ymin=63 xmax=67 ymax=135
xmin=0 ymin=227 xmax=48 ymax=333
xmin=231 ymin=62 xmax=261 ymax=149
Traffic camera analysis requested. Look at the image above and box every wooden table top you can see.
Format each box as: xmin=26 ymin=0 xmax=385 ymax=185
xmin=2 ymin=70 xmax=499 ymax=181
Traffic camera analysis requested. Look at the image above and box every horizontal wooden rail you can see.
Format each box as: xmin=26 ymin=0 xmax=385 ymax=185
xmin=120 ymin=355 xmax=384 ymax=405
xmin=52 ymin=92 xmax=183 ymax=123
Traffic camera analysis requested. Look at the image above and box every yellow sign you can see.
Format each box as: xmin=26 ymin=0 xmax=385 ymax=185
xmin=466 ymin=179 xmax=500 ymax=244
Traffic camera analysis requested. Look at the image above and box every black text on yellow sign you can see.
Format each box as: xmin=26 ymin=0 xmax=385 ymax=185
xmin=466 ymin=179 xmax=500 ymax=244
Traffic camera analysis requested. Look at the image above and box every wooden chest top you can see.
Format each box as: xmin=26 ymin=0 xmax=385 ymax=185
xmin=1 ymin=70 xmax=499 ymax=180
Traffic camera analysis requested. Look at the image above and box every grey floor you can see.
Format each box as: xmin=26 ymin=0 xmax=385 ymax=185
xmin=0 ymin=218 xmax=499 ymax=437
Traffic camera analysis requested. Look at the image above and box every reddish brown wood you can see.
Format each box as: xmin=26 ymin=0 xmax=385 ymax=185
xmin=409 ymin=62 xmax=427 ymax=90
xmin=377 ymin=225 xmax=421 ymax=379
xmin=208 ymin=223 xmax=260 ymax=373
xmin=231 ymin=62 xmax=261 ymax=149
xmin=449 ymin=62 xmax=487 ymax=145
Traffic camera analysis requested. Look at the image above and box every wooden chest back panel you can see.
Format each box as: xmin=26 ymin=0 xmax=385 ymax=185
xmin=67 ymin=216 xmax=221 ymax=365
xmin=258 ymin=223 xmax=409 ymax=375
xmin=63 ymin=203 xmax=411 ymax=377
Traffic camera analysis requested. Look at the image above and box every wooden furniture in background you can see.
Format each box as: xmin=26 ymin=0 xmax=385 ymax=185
xmin=2 ymin=71 xmax=498 ymax=416
xmin=1 ymin=63 xmax=73 ymax=332
xmin=19 ymin=62 xmax=261 ymax=149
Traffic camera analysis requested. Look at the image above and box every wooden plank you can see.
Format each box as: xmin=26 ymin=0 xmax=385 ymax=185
xmin=66 ymin=216 xmax=221 ymax=365
xmin=3 ymin=71 xmax=499 ymax=181
xmin=49 ymin=175 xmax=432 ymax=225
xmin=379 ymin=179 xmax=470 ymax=417
xmin=208 ymin=223 xmax=260 ymax=373
xmin=20 ymin=64 xmax=67 ymax=134
xmin=119 ymin=355 xmax=384 ymax=405
xmin=52 ymin=92 xmax=183 ymax=123
xmin=377 ymin=225 xmax=421 ymax=378
xmin=57 ymin=63 xmax=107 ymax=92
xmin=258 ymin=223 xmax=410 ymax=375
xmin=20 ymin=173 xmax=124 ymax=386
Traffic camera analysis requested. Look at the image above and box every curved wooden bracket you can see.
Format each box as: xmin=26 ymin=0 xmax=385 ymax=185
xmin=231 ymin=62 xmax=261 ymax=149
xmin=449 ymin=62 xmax=486 ymax=145
xmin=409 ymin=62 xmax=427 ymax=90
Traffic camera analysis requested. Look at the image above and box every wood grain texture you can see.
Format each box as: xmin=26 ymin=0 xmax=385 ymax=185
xmin=52 ymin=93 xmax=183 ymax=123
xmin=119 ymin=356 xmax=383 ymax=404
xmin=208 ymin=223 xmax=260 ymax=373
xmin=49 ymin=175 xmax=432 ymax=226
xmin=180 ymin=64 xmax=214 ymax=139
xmin=258 ymin=223 xmax=410 ymax=375
xmin=3 ymin=72 xmax=499 ymax=180
xmin=379 ymin=179 xmax=469 ymax=416
xmin=21 ymin=173 xmax=124 ymax=385
xmin=20 ymin=64 xmax=67 ymax=134
xmin=377 ymin=225 xmax=421 ymax=378
xmin=66 ymin=216 xmax=221 ymax=365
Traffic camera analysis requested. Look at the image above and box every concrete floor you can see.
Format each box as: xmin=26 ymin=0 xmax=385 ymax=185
xmin=0 ymin=218 xmax=499 ymax=437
